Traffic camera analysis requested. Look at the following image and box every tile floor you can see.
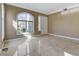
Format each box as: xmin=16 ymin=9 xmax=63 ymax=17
xmin=0 ymin=34 xmax=79 ymax=56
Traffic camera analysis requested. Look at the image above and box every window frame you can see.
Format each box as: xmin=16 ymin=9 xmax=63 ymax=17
xmin=16 ymin=12 xmax=34 ymax=35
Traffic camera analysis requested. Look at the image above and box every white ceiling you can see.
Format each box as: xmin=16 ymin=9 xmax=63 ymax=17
xmin=7 ymin=3 xmax=79 ymax=15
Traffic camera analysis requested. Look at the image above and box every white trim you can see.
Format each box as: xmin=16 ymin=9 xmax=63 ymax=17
xmin=47 ymin=4 xmax=79 ymax=15
xmin=47 ymin=9 xmax=62 ymax=15
xmin=48 ymin=33 xmax=79 ymax=41
xmin=2 ymin=3 xmax=5 ymax=42
xmin=6 ymin=3 xmax=79 ymax=15
xmin=32 ymin=15 xmax=34 ymax=33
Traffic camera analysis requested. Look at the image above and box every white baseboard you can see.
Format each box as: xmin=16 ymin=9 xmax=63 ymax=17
xmin=48 ymin=33 xmax=79 ymax=41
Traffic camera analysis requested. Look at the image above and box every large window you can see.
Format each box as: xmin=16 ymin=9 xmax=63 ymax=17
xmin=16 ymin=12 xmax=34 ymax=35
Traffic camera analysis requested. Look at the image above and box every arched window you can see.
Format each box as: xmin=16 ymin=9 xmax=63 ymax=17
xmin=16 ymin=12 xmax=34 ymax=35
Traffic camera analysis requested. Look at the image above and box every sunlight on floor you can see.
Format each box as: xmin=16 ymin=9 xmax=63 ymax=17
xmin=17 ymin=34 xmax=32 ymax=56
xmin=26 ymin=35 xmax=32 ymax=56
xmin=64 ymin=52 xmax=73 ymax=56
xmin=38 ymin=40 xmax=41 ymax=55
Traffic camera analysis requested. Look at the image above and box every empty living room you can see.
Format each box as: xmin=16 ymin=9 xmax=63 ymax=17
xmin=1 ymin=2 xmax=79 ymax=56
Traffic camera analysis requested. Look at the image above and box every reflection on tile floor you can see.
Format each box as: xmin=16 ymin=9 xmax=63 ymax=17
xmin=0 ymin=34 xmax=79 ymax=56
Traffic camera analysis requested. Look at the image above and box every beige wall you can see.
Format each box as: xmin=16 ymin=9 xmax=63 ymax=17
xmin=5 ymin=4 xmax=79 ymax=39
xmin=0 ymin=4 xmax=2 ymax=47
xmin=48 ymin=7 xmax=79 ymax=38
xmin=5 ymin=4 xmax=47 ymax=40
